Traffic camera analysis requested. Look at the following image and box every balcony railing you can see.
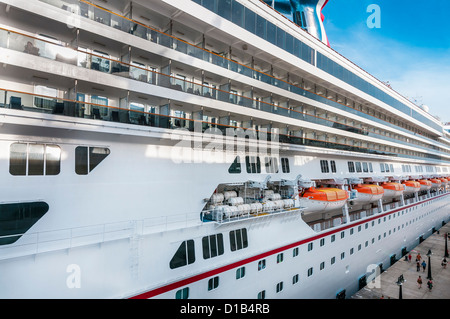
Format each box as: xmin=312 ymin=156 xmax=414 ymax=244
xmin=1 ymin=87 xmax=400 ymax=158
xmin=35 ymin=0 xmax=444 ymax=146
xmin=2 ymin=26 xmax=448 ymax=161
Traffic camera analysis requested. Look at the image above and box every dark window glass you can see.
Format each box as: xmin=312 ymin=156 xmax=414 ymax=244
xmin=276 ymin=27 xmax=285 ymax=48
xmin=10 ymin=143 xmax=60 ymax=176
xmin=217 ymin=0 xmax=232 ymax=20
xmin=0 ymin=201 xmax=49 ymax=245
xmin=45 ymin=145 xmax=61 ymax=175
xmin=89 ymin=147 xmax=110 ymax=172
xmin=175 ymin=287 xmax=189 ymax=299
xmin=231 ymin=0 xmax=244 ymax=27
xmin=245 ymin=156 xmax=261 ymax=173
xmin=320 ymin=160 xmax=329 ymax=173
xmin=169 ymin=240 xmax=195 ymax=269
xmin=75 ymin=146 xmax=110 ymax=175
xmin=28 ymin=144 xmax=44 ymax=176
xmin=256 ymin=14 xmax=266 ymax=39
xmin=281 ymin=157 xmax=290 ymax=173
xmin=230 ymin=228 xmax=248 ymax=251
xmin=244 ymin=7 xmax=256 ymax=33
xmin=9 ymin=143 xmax=27 ymax=176
xmin=208 ymin=276 xmax=219 ymax=290
xmin=75 ymin=146 xmax=88 ymax=175
xmin=266 ymin=21 xmax=276 ymax=44
xmin=330 ymin=160 xmax=337 ymax=173
xmin=362 ymin=162 xmax=368 ymax=173
xmin=202 ymin=0 xmax=217 ymax=12
xmin=285 ymin=33 xmax=294 ymax=53
xmin=228 ymin=156 xmax=241 ymax=174
xmin=202 ymin=234 xmax=224 ymax=259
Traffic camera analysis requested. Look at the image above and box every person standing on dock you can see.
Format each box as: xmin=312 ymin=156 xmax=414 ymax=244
xmin=416 ymin=261 xmax=421 ymax=271
xmin=427 ymin=279 xmax=433 ymax=291
xmin=421 ymin=260 xmax=427 ymax=272
xmin=417 ymin=276 xmax=422 ymax=289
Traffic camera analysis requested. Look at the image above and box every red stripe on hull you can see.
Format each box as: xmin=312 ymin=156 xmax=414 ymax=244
xmin=129 ymin=192 xmax=449 ymax=299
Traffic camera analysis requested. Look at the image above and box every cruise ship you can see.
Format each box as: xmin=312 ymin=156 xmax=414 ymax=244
xmin=0 ymin=0 xmax=449 ymax=299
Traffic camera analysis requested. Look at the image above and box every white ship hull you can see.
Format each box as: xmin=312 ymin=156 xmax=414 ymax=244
xmin=0 ymin=117 xmax=448 ymax=299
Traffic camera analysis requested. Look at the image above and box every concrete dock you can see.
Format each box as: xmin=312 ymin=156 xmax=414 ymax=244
xmin=352 ymin=223 xmax=450 ymax=299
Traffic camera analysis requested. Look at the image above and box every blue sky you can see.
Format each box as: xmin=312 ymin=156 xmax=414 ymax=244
xmin=322 ymin=0 xmax=450 ymax=124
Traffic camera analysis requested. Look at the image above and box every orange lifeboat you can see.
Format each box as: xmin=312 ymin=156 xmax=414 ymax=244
xmin=418 ymin=179 xmax=432 ymax=191
xmin=401 ymin=180 xmax=421 ymax=194
xmin=351 ymin=184 xmax=384 ymax=203
xmin=429 ymin=178 xmax=442 ymax=189
xmin=439 ymin=178 xmax=448 ymax=186
xmin=299 ymin=187 xmax=349 ymax=213
xmin=381 ymin=182 xmax=404 ymax=198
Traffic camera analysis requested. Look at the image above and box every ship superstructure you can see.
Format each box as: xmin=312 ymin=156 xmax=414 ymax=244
xmin=0 ymin=0 xmax=449 ymax=299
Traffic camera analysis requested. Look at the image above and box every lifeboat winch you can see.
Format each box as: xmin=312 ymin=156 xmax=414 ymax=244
xmin=350 ymin=184 xmax=384 ymax=204
xmin=299 ymin=187 xmax=349 ymax=213
xmin=418 ymin=179 xmax=432 ymax=191
xmin=401 ymin=180 xmax=421 ymax=194
xmin=381 ymin=182 xmax=404 ymax=198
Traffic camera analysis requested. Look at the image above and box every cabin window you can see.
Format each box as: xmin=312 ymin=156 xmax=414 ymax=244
xmin=169 ymin=240 xmax=195 ymax=269
xmin=307 ymin=267 xmax=313 ymax=277
xmin=276 ymin=282 xmax=283 ymax=293
xmin=75 ymin=146 xmax=110 ymax=175
xmin=277 ymin=253 xmax=284 ymax=263
xmin=293 ymin=247 xmax=299 ymax=257
xmin=258 ymin=259 xmax=266 ymax=271
xmin=320 ymin=160 xmax=329 ymax=173
xmin=355 ymin=162 xmax=362 ymax=173
xmin=0 ymin=201 xmax=49 ymax=245
xmin=308 ymin=242 xmax=313 ymax=251
xmin=245 ymin=156 xmax=261 ymax=173
xmin=202 ymin=234 xmax=224 ymax=259
xmin=292 ymin=274 xmax=299 ymax=285
xmin=228 ymin=156 xmax=241 ymax=174
xmin=265 ymin=157 xmax=279 ymax=173
xmin=175 ymin=287 xmax=189 ymax=299
xmin=208 ymin=276 xmax=219 ymax=291
xmin=348 ymin=161 xmax=355 ymax=173
xmin=229 ymin=228 xmax=248 ymax=251
xmin=362 ymin=162 xmax=368 ymax=172
xmin=236 ymin=267 xmax=246 ymax=279
xmin=369 ymin=162 xmax=373 ymax=172
xmin=330 ymin=160 xmax=337 ymax=173
xmin=10 ymin=143 xmax=61 ymax=176
xmin=380 ymin=163 xmax=385 ymax=172
xmin=281 ymin=157 xmax=290 ymax=173
xmin=257 ymin=290 xmax=266 ymax=299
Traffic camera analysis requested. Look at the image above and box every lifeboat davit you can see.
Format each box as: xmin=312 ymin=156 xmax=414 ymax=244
xmin=381 ymin=182 xmax=404 ymax=198
xmin=351 ymin=184 xmax=384 ymax=204
xmin=429 ymin=178 xmax=442 ymax=189
xmin=299 ymin=187 xmax=349 ymax=213
xmin=401 ymin=180 xmax=421 ymax=194
xmin=418 ymin=179 xmax=432 ymax=191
